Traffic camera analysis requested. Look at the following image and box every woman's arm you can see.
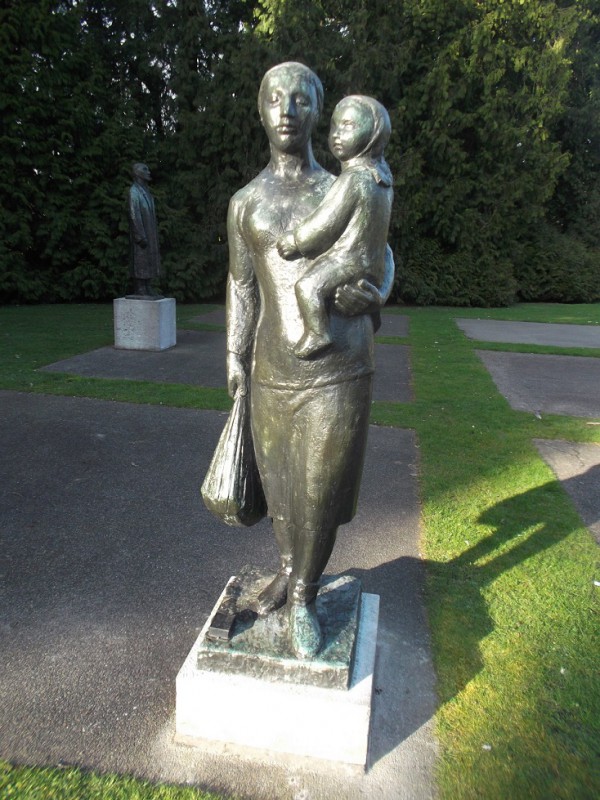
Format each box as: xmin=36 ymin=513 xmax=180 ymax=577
xmin=226 ymin=193 xmax=257 ymax=398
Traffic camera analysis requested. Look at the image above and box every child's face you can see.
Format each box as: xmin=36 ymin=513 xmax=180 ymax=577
xmin=329 ymin=102 xmax=373 ymax=161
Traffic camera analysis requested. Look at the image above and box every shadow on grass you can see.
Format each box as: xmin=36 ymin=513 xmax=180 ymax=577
xmin=437 ymin=468 xmax=596 ymax=705
xmin=350 ymin=467 xmax=597 ymax=765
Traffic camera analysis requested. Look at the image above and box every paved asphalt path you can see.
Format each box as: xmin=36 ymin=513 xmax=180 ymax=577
xmin=534 ymin=439 xmax=600 ymax=545
xmin=0 ymin=391 xmax=436 ymax=800
xmin=455 ymin=318 xmax=600 ymax=348
xmin=476 ymin=350 xmax=600 ymax=419
xmin=41 ymin=330 xmax=413 ymax=404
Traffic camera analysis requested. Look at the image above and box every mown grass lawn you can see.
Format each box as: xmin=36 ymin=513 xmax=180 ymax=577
xmin=1 ymin=301 xmax=599 ymax=799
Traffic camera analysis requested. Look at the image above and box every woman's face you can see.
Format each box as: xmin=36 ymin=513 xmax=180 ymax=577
xmin=329 ymin=102 xmax=373 ymax=162
xmin=260 ymin=69 xmax=320 ymax=154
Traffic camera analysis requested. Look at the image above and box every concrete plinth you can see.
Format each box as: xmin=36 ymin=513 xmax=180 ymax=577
xmin=176 ymin=582 xmax=379 ymax=766
xmin=113 ymin=297 xmax=176 ymax=351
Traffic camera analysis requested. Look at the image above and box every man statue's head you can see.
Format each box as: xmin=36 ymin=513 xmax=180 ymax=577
xmin=132 ymin=163 xmax=152 ymax=183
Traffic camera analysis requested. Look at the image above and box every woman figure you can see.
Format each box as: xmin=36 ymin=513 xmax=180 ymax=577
xmin=226 ymin=62 xmax=394 ymax=659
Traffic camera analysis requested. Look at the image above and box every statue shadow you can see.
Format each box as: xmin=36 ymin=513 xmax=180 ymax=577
xmin=346 ymin=466 xmax=598 ymax=768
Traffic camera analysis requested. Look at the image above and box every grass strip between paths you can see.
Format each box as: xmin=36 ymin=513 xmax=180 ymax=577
xmin=0 ymin=302 xmax=599 ymax=799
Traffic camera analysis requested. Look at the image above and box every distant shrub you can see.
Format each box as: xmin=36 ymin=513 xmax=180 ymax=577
xmin=516 ymin=227 xmax=600 ymax=303
xmin=394 ymin=237 xmax=516 ymax=307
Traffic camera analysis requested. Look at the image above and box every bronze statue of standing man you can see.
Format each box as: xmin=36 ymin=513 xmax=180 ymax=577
xmin=128 ymin=162 xmax=161 ymax=297
xmin=226 ymin=62 xmax=394 ymax=659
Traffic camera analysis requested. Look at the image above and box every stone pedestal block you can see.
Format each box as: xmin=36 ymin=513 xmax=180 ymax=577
xmin=175 ymin=570 xmax=379 ymax=766
xmin=113 ymin=297 xmax=176 ymax=351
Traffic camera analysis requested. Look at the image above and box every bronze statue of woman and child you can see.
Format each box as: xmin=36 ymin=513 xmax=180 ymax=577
xmin=205 ymin=62 xmax=394 ymax=661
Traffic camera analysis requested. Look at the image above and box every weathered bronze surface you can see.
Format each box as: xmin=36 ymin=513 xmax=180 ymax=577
xmin=197 ymin=566 xmax=362 ymax=689
xmin=224 ymin=62 xmax=394 ymax=660
xmin=277 ymin=95 xmax=393 ymax=359
xmin=206 ymin=576 xmax=241 ymax=642
xmin=128 ymin=162 xmax=161 ymax=297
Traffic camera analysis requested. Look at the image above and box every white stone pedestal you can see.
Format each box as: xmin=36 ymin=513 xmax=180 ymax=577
xmin=175 ymin=589 xmax=379 ymax=766
xmin=113 ymin=297 xmax=176 ymax=351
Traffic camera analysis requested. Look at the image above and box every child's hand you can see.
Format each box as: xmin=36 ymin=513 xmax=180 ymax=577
xmin=277 ymin=232 xmax=299 ymax=259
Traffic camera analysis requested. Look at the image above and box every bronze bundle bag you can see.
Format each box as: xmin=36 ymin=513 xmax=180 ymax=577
xmin=201 ymin=392 xmax=267 ymax=527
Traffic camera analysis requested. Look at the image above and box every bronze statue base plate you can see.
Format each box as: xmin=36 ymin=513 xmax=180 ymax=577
xmin=176 ymin=571 xmax=379 ymax=765
xmin=196 ymin=565 xmax=362 ymax=690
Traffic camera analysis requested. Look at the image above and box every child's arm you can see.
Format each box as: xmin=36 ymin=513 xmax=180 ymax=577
xmin=276 ymin=172 xmax=358 ymax=260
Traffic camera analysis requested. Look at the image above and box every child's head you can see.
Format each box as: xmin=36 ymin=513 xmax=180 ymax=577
xmin=329 ymin=95 xmax=391 ymax=163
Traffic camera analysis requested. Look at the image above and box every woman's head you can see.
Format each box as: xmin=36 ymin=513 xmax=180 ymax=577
xmin=258 ymin=62 xmax=323 ymax=154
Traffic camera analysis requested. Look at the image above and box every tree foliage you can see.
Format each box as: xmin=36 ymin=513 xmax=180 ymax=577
xmin=1 ymin=0 xmax=598 ymax=305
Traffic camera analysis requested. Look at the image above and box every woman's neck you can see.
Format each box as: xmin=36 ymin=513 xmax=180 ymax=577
xmin=269 ymin=143 xmax=318 ymax=179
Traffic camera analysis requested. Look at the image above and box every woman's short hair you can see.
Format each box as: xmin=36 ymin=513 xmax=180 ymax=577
xmin=258 ymin=62 xmax=324 ymax=118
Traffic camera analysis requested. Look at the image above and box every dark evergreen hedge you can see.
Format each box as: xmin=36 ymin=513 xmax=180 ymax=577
xmin=1 ymin=1 xmax=598 ymax=306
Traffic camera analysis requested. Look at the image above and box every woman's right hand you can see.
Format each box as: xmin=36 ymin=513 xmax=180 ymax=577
xmin=334 ymin=278 xmax=382 ymax=316
xmin=227 ymin=352 xmax=248 ymax=398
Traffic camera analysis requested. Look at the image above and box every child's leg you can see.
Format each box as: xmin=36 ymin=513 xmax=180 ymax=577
xmin=295 ymin=270 xmax=329 ymax=335
xmin=294 ymin=259 xmax=356 ymax=359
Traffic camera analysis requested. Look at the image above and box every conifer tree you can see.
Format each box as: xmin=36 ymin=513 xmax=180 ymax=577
xmin=253 ymin=0 xmax=599 ymax=305
xmin=158 ymin=0 xmax=268 ymax=300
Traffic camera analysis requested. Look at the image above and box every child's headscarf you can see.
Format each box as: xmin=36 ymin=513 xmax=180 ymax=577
xmin=337 ymin=95 xmax=393 ymax=187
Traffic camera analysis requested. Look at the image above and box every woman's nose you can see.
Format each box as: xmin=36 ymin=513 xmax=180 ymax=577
xmin=279 ymin=95 xmax=296 ymax=117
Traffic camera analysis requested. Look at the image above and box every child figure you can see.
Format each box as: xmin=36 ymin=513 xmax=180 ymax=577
xmin=277 ymin=94 xmax=393 ymax=359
